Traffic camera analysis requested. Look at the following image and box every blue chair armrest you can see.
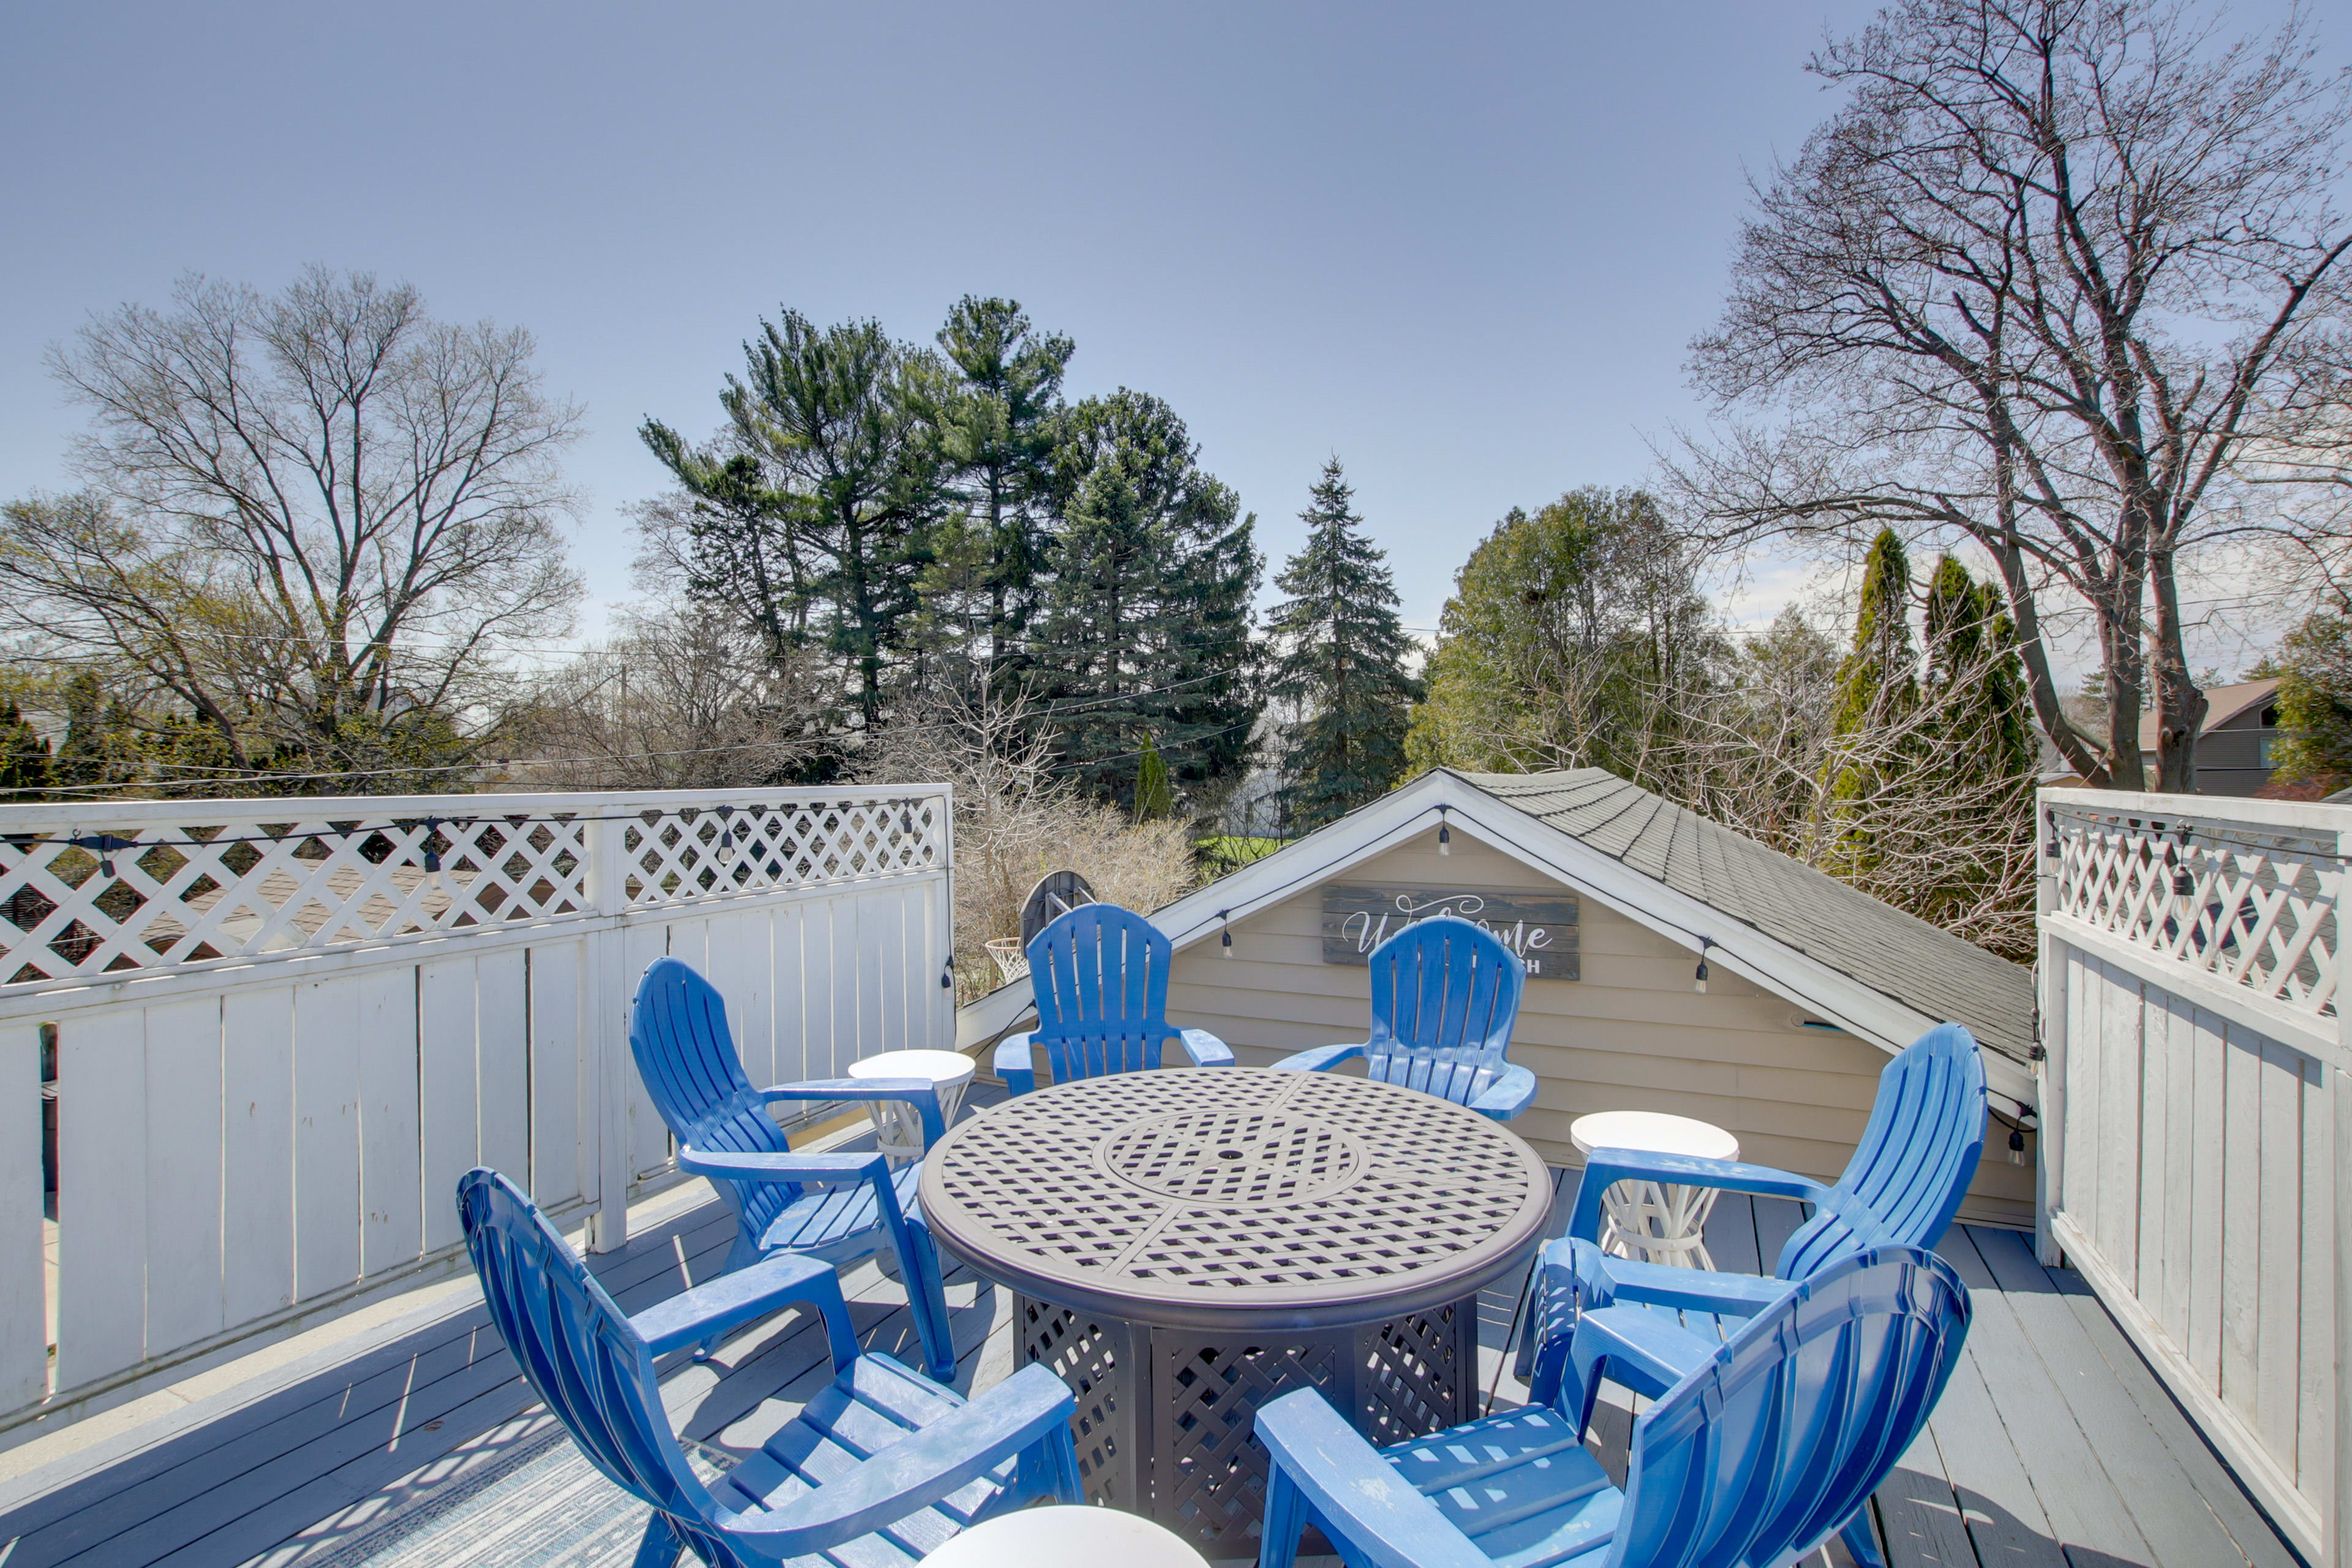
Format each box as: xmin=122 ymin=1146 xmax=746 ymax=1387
xmin=1175 ymin=1027 xmax=1235 ymax=1068
xmin=1567 ymin=1149 xmax=1831 ymax=1244
xmin=1564 ymin=1299 xmax=1718 ymax=1410
xmin=628 ymin=1250 xmax=858 ymax=1370
xmin=731 ymin=1363 xmax=1079 ymax=1555
xmin=1469 ymin=1062 xmax=1537 ymax=1120
xmin=761 ymin=1079 xmax=945 ymax=1147
xmin=1268 ymin=1041 xmax=1370 ymax=1074
xmin=993 ymin=1031 xmax=1038 ymax=1096
xmin=676 ymin=1145 xmax=890 ymax=1188
xmin=1252 ymin=1389 xmax=1490 ymax=1568
xmin=1552 ymin=1239 xmax=1792 ymax=1316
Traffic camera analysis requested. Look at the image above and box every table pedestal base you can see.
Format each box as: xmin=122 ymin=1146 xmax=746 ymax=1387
xmin=1016 ymin=1294 xmax=1480 ymax=1554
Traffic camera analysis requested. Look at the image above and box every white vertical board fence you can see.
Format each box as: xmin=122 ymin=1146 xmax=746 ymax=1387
xmin=2038 ymin=789 xmax=2345 ymax=1566
xmin=0 ymin=785 xmax=952 ymax=1444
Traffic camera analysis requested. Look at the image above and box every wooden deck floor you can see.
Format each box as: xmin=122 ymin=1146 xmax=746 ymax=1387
xmin=0 ymin=1171 xmax=2301 ymax=1568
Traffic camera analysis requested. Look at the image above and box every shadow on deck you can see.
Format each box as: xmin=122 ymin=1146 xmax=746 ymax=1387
xmin=0 ymin=1163 xmax=2304 ymax=1568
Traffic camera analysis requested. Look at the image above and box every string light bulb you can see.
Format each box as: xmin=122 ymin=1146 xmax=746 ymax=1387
xmin=2008 ymin=1123 xmax=2027 ymax=1164
xmin=1219 ymin=910 xmax=1234 ymax=958
xmin=1694 ymin=938 xmax=1713 ymax=994
xmin=1436 ymin=805 xmax=1452 ymax=857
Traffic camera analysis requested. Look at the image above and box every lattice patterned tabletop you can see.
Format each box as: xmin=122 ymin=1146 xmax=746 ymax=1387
xmin=918 ymin=1067 xmax=1551 ymax=1330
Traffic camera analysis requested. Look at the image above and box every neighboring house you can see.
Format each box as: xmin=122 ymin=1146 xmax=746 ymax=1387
xmin=960 ymin=765 xmax=2040 ymax=1229
xmin=2136 ymin=678 xmax=2282 ymax=796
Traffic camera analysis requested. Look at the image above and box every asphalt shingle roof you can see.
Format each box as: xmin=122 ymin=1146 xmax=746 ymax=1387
xmin=1461 ymin=769 xmax=2035 ymax=1065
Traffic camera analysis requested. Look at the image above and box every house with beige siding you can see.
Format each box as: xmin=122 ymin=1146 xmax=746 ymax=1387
xmin=959 ymin=766 xmax=2041 ymax=1229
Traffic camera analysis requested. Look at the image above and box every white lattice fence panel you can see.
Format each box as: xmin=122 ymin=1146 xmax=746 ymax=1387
xmin=1 ymin=788 xmax=949 ymax=995
xmin=2047 ymin=801 xmax=2342 ymax=1025
xmin=0 ymin=812 xmax=586 ymax=989
xmin=617 ymin=796 xmax=947 ymax=907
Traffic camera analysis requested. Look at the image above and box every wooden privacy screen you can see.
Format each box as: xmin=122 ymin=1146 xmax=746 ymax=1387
xmin=0 ymin=785 xmax=954 ymax=1441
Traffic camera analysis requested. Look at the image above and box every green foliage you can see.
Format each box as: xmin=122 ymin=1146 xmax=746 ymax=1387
xmin=55 ymin=672 xmax=148 ymax=795
xmin=1196 ymin=834 xmax=1284 ymax=878
xmin=0 ymin=703 xmax=51 ymax=802
xmin=1825 ymin=529 xmax=1920 ymax=862
xmin=2267 ymin=612 xmax=2352 ymax=786
xmin=1406 ymin=489 xmax=1711 ymax=780
xmin=1265 ymin=459 xmax=1419 ymax=829
xmin=914 ymin=298 xmax=1073 ymax=669
xmin=1133 ymin=734 xmax=1175 ymax=821
xmin=643 ymin=311 xmax=938 ymax=726
xmin=1031 ymin=391 xmax=1261 ymax=805
xmin=645 ymin=301 xmax=1264 ymax=804
xmin=1922 ymin=554 xmax=2034 ymax=782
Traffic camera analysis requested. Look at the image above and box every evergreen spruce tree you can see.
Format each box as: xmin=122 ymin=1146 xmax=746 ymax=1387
xmin=1133 ymin=735 xmax=1175 ymax=821
xmin=1266 ymin=459 xmax=1419 ymax=829
xmin=0 ymin=703 xmax=51 ymax=802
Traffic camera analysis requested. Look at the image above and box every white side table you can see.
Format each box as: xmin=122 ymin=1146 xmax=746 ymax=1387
xmin=1570 ymin=1110 xmax=1741 ymax=1271
xmin=918 ymin=1506 xmax=1210 ymax=1568
xmin=846 ymin=1049 xmax=976 ymax=1166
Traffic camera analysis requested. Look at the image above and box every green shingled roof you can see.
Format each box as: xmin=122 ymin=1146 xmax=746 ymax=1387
xmin=1460 ymin=769 xmax=2035 ymax=1065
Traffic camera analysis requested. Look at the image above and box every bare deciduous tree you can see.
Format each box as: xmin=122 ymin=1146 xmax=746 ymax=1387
xmin=0 ymin=268 xmax=581 ymax=783
xmin=508 ymin=604 xmax=829 ymax=790
xmin=1668 ymin=0 xmax=2352 ymax=791
xmin=854 ymin=679 xmax=1198 ymax=998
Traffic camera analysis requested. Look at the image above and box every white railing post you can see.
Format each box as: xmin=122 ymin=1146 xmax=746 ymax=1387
xmin=582 ymin=812 xmax=631 ymax=1254
xmin=0 ymin=1019 xmax=44 ymax=1412
xmin=2333 ymin=826 xmax=2351 ymax=1568
xmin=2035 ymin=794 xmax=2067 ymax=1267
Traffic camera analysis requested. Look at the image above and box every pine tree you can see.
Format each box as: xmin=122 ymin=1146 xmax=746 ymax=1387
xmin=919 ymin=298 xmax=1072 ymax=671
xmin=1266 ymin=459 xmax=1419 ymax=829
xmin=1032 ymin=391 xmax=1262 ymax=805
xmin=1133 ymin=734 xmax=1175 ymax=821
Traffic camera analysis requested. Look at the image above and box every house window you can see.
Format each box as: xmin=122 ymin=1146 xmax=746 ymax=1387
xmin=2261 ymin=734 xmax=2280 ymax=767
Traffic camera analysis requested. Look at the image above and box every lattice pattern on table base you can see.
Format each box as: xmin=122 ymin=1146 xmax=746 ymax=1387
xmin=1019 ymin=1294 xmax=1479 ymax=1553
xmin=1156 ymin=1334 xmax=1343 ymax=1551
xmin=1019 ymin=1298 xmax=1138 ymax=1509
xmin=1357 ymin=1302 xmax=1475 ymax=1444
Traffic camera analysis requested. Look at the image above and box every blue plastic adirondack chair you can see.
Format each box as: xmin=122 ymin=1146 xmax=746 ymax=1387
xmin=1255 ymin=1245 xmax=1971 ymax=1568
xmin=1513 ymin=1022 xmax=1984 ymax=1566
xmin=993 ymin=903 xmax=1235 ymax=1095
xmin=457 ymin=1170 xmax=1083 ymax=1568
xmin=1270 ymin=914 xmax=1534 ymax=1120
xmin=630 ymin=957 xmax=959 ymax=1382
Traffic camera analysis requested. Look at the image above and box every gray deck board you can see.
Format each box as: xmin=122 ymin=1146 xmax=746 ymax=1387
xmin=0 ymin=1174 xmax=2301 ymax=1568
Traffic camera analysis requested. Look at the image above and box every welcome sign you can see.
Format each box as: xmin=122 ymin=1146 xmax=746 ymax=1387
xmin=1319 ymin=884 xmax=1579 ymax=980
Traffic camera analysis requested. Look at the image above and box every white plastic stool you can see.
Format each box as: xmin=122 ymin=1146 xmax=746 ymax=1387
xmin=846 ymin=1049 xmax=977 ymax=1166
xmin=919 ymin=1506 xmax=1210 ymax=1568
xmin=1570 ymin=1110 xmax=1741 ymax=1270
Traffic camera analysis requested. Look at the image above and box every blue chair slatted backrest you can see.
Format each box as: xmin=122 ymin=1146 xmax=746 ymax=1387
xmin=1027 ymin=904 xmax=1180 ymax=1083
xmin=458 ymin=1169 xmax=741 ymax=1567
xmin=1609 ymin=1246 xmax=1971 ymax=1568
xmin=1776 ymin=1022 xmax=1986 ymax=1280
xmin=1365 ymin=915 xmax=1526 ymax=1103
xmin=629 ymin=957 xmax=799 ymax=1254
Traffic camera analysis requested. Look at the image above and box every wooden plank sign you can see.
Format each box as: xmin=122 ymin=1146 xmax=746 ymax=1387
xmin=1320 ymin=884 xmax=1579 ymax=980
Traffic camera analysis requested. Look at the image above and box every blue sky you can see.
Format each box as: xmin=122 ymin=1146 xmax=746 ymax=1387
xmin=0 ymin=1 xmax=2328 ymax=671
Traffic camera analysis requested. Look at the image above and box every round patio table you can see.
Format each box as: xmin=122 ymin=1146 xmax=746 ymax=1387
xmin=918 ymin=1066 xmax=1552 ymax=1554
